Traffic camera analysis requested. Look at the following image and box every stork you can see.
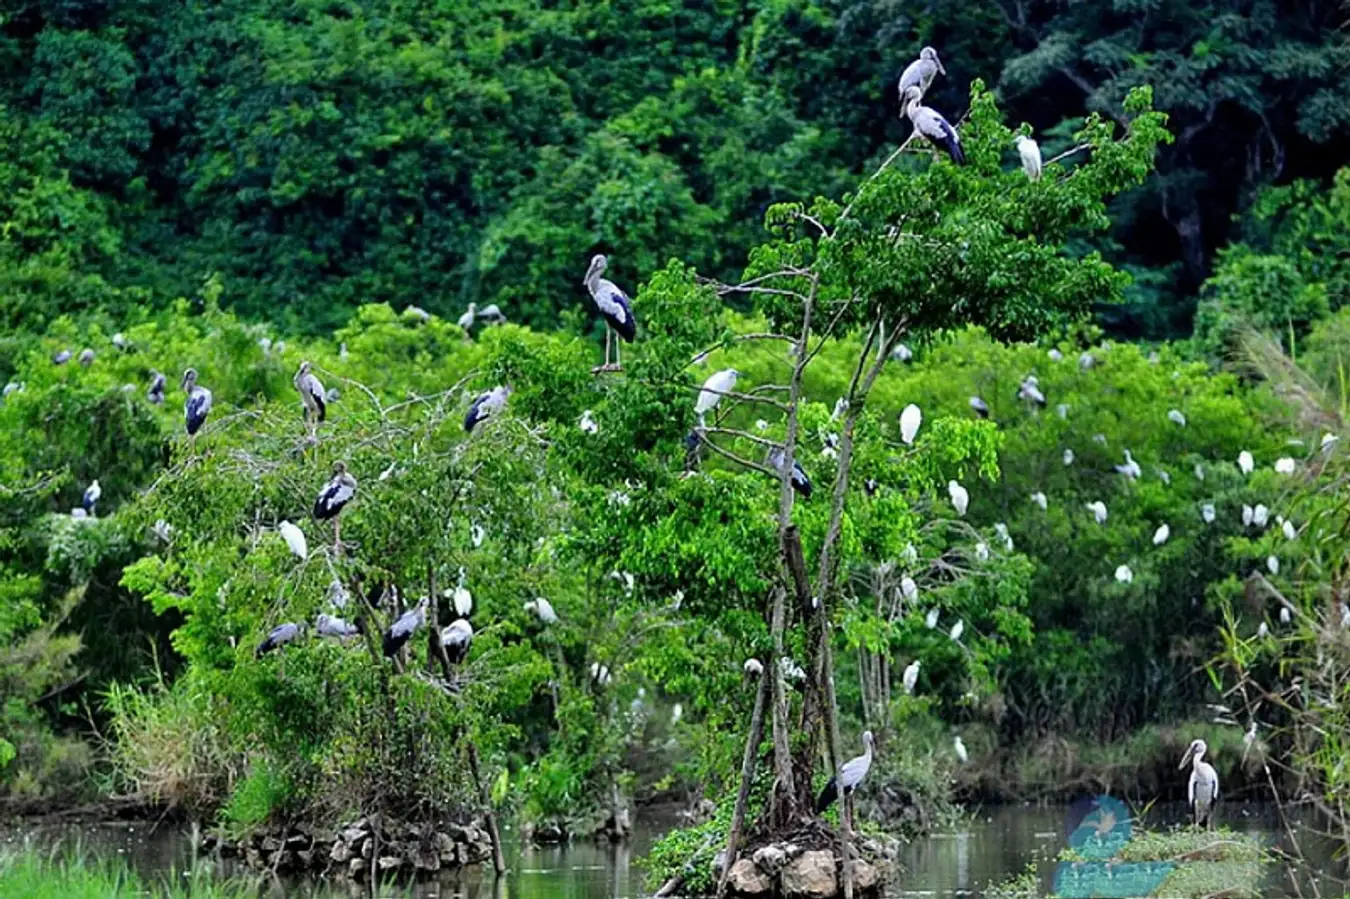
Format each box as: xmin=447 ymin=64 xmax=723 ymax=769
xmin=583 ymin=254 xmax=637 ymax=372
xmin=524 ymin=597 xmax=559 ymax=625
xmin=457 ymin=304 xmax=478 ymax=331
xmin=383 ymin=597 xmax=429 ymax=658
xmin=815 ymin=731 xmax=874 ymax=813
xmin=147 ymin=370 xmax=166 ymax=405
xmin=902 ymin=660 xmax=920 ymax=694
xmin=256 ymin=622 xmax=301 ymax=657
xmin=441 ymin=619 xmax=474 ymax=665
xmin=82 ymin=480 xmax=102 ymax=516
xmin=293 ymin=361 xmax=327 ymax=437
xmin=464 ymin=385 xmax=511 ymax=433
xmin=182 ymin=368 xmax=213 ymax=454
xmin=78 ymin=348 xmax=95 ymax=367
xmin=476 ymin=304 xmax=507 ymax=325
xmin=897 ymin=46 xmax=944 ymax=100
xmin=901 ymin=86 xmax=965 ymax=165
xmin=1180 ymin=739 xmax=1219 ymax=828
xmin=696 ymin=369 xmax=739 ymax=426
xmin=767 ymin=446 xmax=812 ymax=498
xmin=316 ymin=613 xmax=360 ymax=639
xmin=53 ymin=349 xmax=72 ymax=365
xmin=969 ymin=396 xmax=989 ymax=419
xmin=1014 ymin=135 xmax=1042 ymax=180
xmin=313 ymin=461 xmax=356 ymax=551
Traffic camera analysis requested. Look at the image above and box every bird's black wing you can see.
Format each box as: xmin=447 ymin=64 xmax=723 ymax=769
xmin=815 ymin=776 xmax=839 ymax=813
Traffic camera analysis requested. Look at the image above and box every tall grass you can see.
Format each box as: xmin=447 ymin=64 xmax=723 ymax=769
xmin=0 ymin=847 xmax=257 ymax=899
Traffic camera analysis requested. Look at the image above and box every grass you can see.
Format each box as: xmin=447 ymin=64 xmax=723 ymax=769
xmin=1060 ymin=827 xmax=1268 ymax=898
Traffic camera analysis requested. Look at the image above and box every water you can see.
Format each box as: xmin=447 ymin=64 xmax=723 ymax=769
xmin=5 ymin=803 xmax=1347 ymax=897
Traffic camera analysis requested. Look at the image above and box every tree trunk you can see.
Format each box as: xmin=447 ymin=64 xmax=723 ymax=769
xmin=717 ymin=666 xmax=770 ymax=898
xmin=821 ymin=629 xmax=855 ymax=899
xmin=467 ymin=742 xmax=507 ymax=875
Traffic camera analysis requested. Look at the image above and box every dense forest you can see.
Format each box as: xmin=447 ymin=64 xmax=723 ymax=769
xmin=5 ymin=0 xmax=1350 ymax=894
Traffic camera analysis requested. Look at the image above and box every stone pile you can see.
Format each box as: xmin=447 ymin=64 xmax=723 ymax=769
xmin=722 ymin=836 xmax=895 ymax=898
xmin=214 ymin=816 xmax=494 ymax=879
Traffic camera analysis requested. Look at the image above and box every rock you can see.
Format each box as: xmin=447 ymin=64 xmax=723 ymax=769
xmin=243 ymin=847 xmax=262 ymax=870
xmin=782 ymin=850 xmax=836 ymax=899
xmin=261 ymin=836 xmax=282 ymax=853
xmin=347 ymin=857 xmax=368 ymax=879
xmin=783 ymin=842 xmax=803 ymax=860
xmin=851 ymin=859 xmax=880 ymax=893
xmin=752 ymin=844 xmax=788 ymax=875
xmin=360 ymin=837 xmax=374 ymax=860
xmin=436 ymin=831 xmax=456 ymax=862
xmin=414 ymin=845 xmax=441 ymax=871
xmin=341 ymin=825 xmax=368 ymax=843
xmin=297 ymin=849 xmax=314 ymax=867
xmin=285 ymin=833 xmax=310 ymax=850
xmin=727 ymin=857 xmax=772 ymax=895
xmin=267 ymin=849 xmax=292 ymax=869
xmin=377 ymin=855 xmax=403 ymax=872
xmin=330 ymin=841 xmax=353 ymax=864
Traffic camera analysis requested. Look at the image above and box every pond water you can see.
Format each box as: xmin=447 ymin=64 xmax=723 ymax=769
xmin=4 ymin=802 xmax=1348 ymax=897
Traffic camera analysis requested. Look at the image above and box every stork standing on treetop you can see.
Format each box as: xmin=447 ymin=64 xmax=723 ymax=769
xmin=294 ymin=361 xmax=327 ymax=438
xmin=897 ymin=46 xmax=944 ymax=101
xmin=901 ymin=86 xmax=965 ymax=165
xmin=313 ymin=461 xmax=356 ymax=552
xmin=583 ymin=254 xmax=637 ymax=372
xmin=182 ymin=368 xmax=213 ymax=456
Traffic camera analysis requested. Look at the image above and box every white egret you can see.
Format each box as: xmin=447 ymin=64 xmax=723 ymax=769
xmin=975 ymin=541 xmax=989 ymax=561
xmin=1031 ymin=491 xmax=1047 ymax=511
xmin=279 ymin=521 xmax=308 ymax=560
xmin=903 ymin=660 xmax=921 ymax=695
xmin=579 ymin=410 xmax=598 ymax=434
xmin=695 ymin=369 xmax=740 ymax=425
xmin=1202 ymin=504 xmax=1216 ymax=524
xmin=1153 ymin=524 xmax=1170 ymax=546
xmin=1253 ymin=504 xmax=1268 ymax=527
xmin=1267 ymin=556 xmax=1280 ymax=574
xmin=925 ymin=608 xmax=940 ymax=629
xmin=948 ymin=480 xmax=969 ymax=517
xmin=1063 ymin=448 xmax=1075 ymax=465
xmin=1242 ymin=504 xmax=1254 ymax=527
xmin=1116 ymin=450 xmax=1142 ymax=479
xmin=1274 ymin=457 xmax=1296 ymax=474
xmin=1115 ymin=565 xmax=1133 ymax=584
xmin=954 ymin=736 xmax=969 ymax=764
xmin=900 ymin=403 xmax=922 ymax=445
xmin=995 ymin=522 xmax=1013 ymax=550
xmin=949 ymin=619 xmax=964 ymax=641
xmin=1014 ymin=135 xmax=1042 ymax=180
xmin=1086 ymin=501 xmax=1108 ymax=524
xmin=1168 ymin=409 xmax=1187 ymax=427
xmin=900 ymin=576 xmax=918 ymax=601
xmin=524 ymin=597 xmax=559 ymax=625
xmin=1279 ymin=607 xmax=1291 ymax=625
xmin=1282 ymin=519 xmax=1296 ymax=540
xmin=1238 ymin=451 xmax=1254 ymax=475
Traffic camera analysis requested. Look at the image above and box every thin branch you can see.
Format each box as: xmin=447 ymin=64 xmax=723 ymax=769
xmin=699 ymin=436 xmax=779 ymax=478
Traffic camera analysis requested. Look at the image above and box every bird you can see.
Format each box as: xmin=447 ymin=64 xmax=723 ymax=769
xmin=900 ymin=404 xmax=922 ymax=445
xmin=1014 ymin=135 xmax=1042 ymax=180
xmin=1115 ymin=565 xmax=1133 ymax=584
xmin=279 ymin=521 xmax=308 ymax=560
xmin=440 ymin=619 xmax=474 ymax=665
xmin=969 ymin=396 xmax=989 ymax=419
xmin=313 ymin=461 xmax=356 ymax=549
xmin=1180 ymin=738 xmax=1219 ymax=828
xmin=383 ymin=597 xmax=429 ymax=657
xmin=953 ymin=736 xmax=969 ymax=764
xmin=1017 ymin=375 xmax=1047 ymax=406
xmin=53 ymin=349 xmax=72 ymax=365
xmin=464 ymin=385 xmax=511 ymax=432
xmin=1168 ymin=409 xmax=1187 ymax=427
xmin=975 ymin=542 xmax=989 ymax=561
xmin=897 ymin=46 xmax=944 ymax=100
xmin=452 ymin=568 xmax=473 ymax=618
xmin=1086 ymin=501 xmax=1108 ymax=524
xmin=470 ymin=524 xmax=485 ymax=547
xmin=1267 ymin=556 xmax=1280 ymax=574
xmin=743 ymin=658 xmax=764 ymax=679
xmin=328 ymin=580 xmax=350 ymax=610
xmin=476 ymin=303 xmax=507 ymax=325
xmin=1253 ymin=504 xmax=1269 ymax=527
xmin=457 ymin=303 xmax=478 ymax=330
xmin=1031 ymin=492 xmax=1047 ymax=511
xmin=1279 ymin=606 xmax=1292 ymax=625
xmin=1242 ymin=504 xmax=1254 ymax=527
xmin=925 ymin=608 xmax=940 ymax=629
xmin=832 ymin=397 xmax=849 ymax=422
xmin=1079 ymin=352 xmax=1096 ymax=370
xmin=1282 ymin=519 xmax=1297 ymax=540
xmin=890 ymin=343 xmax=913 ymax=363
xmin=902 ymin=661 xmax=921 ymax=695
xmin=948 ymin=480 xmax=969 ymax=517
xmin=579 ymin=410 xmax=598 ymax=434
xmin=1195 ymin=463 xmax=1206 ymax=481
xmin=767 ymin=446 xmax=812 ymax=498
xmin=256 ymin=623 xmax=301 ymax=657
xmin=696 ymin=369 xmax=739 ymax=425
xmin=1238 ymin=451 xmax=1254 ymax=475
xmin=815 ymin=731 xmax=875 ymax=813
xmin=2 ymin=381 xmax=21 ymax=400
xmin=590 ymin=661 xmax=613 ymax=686
xmin=1063 ymin=449 xmax=1075 ymax=466
xmin=1275 ymin=457 xmax=1296 ymax=475
xmin=147 ymin=370 xmax=165 ymax=405
xmin=1057 ymin=403 xmax=1070 ymax=420
xmin=1153 ymin=524 xmax=1170 ymax=545
xmin=900 ymin=576 xmax=918 ymax=601
xmin=1322 ymin=433 xmax=1339 ymax=450
xmin=1115 ymin=450 xmax=1142 ymax=480
xmin=583 ymin=255 xmax=637 ymax=371
xmin=995 ymin=522 xmax=1013 ymax=550
xmin=901 ymin=86 xmax=965 ymax=164
xmin=293 ymin=361 xmax=327 ymax=434
xmin=1256 ymin=621 xmax=1270 ymax=639
xmin=949 ymin=619 xmax=964 ymax=641
xmin=78 ymin=348 xmax=95 ymax=367
xmin=182 ymin=368 xmax=213 ymax=450
xmin=1048 ymin=349 xmax=1064 ymax=362
xmin=524 ymin=597 xmax=559 ymax=625
xmin=404 ymin=305 xmax=431 ymax=322
xmin=316 ymin=613 xmax=360 ymax=639
xmin=112 ymin=332 xmax=129 ymax=351
xmin=82 ymin=480 xmax=102 ymax=516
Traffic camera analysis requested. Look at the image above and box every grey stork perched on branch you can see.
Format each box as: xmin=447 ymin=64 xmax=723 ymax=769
xmin=901 ymin=86 xmax=965 ymax=165
xmin=383 ymin=597 xmax=428 ymax=658
xmin=182 ymin=368 xmax=213 ymax=453
xmin=313 ymin=461 xmax=356 ymax=550
xmin=464 ymin=385 xmax=511 ymax=433
xmin=1180 ymin=738 xmax=1219 ymax=828
xmin=440 ymin=619 xmax=474 ymax=665
xmin=583 ymin=254 xmax=637 ymax=372
xmin=316 ymin=613 xmax=360 ymax=639
xmin=293 ymin=361 xmax=327 ymax=436
xmin=256 ymin=622 xmax=301 ymax=657
xmin=897 ymin=46 xmax=944 ymax=100
xmin=476 ymin=304 xmax=507 ymax=326
xmin=78 ymin=348 xmax=95 ymax=367
xmin=767 ymin=446 xmax=812 ymax=498
xmin=147 ymin=370 xmax=166 ymax=405
xmin=81 ymin=480 xmax=102 ymax=517
xmin=53 ymin=349 xmax=72 ymax=365
xmin=815 ymin=730 xmax=875 ymax=813
xmin=969 ymin=396 xmax=989 ymax=419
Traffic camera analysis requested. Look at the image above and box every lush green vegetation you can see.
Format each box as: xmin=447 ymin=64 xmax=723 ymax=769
xmin=0 ymin=847 xmax=259 ymax=899
xmin=4 ymin=0 xmax=1350 ymax=891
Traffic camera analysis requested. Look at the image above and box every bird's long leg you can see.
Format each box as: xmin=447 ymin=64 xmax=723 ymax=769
xmin=334 ymin=517 xmax=343 ymax=557
xmin=614 ymin=335 xmax=622 ymax=371
xmin=605 ymin=327 xmax=612 ymax=369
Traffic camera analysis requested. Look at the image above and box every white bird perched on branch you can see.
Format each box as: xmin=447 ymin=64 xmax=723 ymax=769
xmin=1063 ymin=448 xmax=1075 ymax=466
xmin=1153 ymin=524 xmax=1170 ymax=546
xmin=1031 ymin=492 xmax=1047 ymax=511
xmin=890 ymin=343 xmax=913 ymax=362
xmin=925 ymin=608 xmax=940 ymax=629
xmin=696 ymin=369 xmax=739 ymax=425
xmin=579 ymin=409 xmax=598 ymax=434
xmin=256 ymin=622 xmax=301 ymax=657
xmin=897 ymin=46 xmax=944 ymax=100
xmin=1115 ymin=565 xmax=1133 ymax=584
xmin=1238 ymin=451 xmax=1254 ymax=475
xmin=1086 ymin=501 xmax=1108 ymax=524
xmin=293 ymin=361 xmax=327 ymax=435
xmin=815 ymin=731 xmax=874 ymax=812
xmin=440 ymin=619 xmax=474 ymax=665
xmin=316 ymin=613 xmax=360 ymax=639
xmin=948 ymin=480 xmax=969 ymax=517
xmin=1206 ymin=504 xmax=1219 ymax=524
xmin=1180 ymin=738 xmax=1219 ymax=828
xmin=1014 ymin=135 xmax=1042 ymax=180
xmin=82 ymin=480 xmax=101 ymax=516
xmin=1116 ymin=450 xmax=1142 ymax=480
xmin=900 ymin=403 xmax=922 ymax=445
xmin=1253 ymin=504 xmax=1269 ymax=528
xmin=524 ymin=597 xmax=559 ymax=625
xmin=383 ymin=597 xmax=428 ymax=657
xmin=1274 ymin=457 xmax=1296 ymax=475
xmin=583 ymin=254 xmax=637 ymax=372
xmin=949 ymin=619 xmax=964 ymax=641
xmin=452 ymin=568 xmax=473 ymax=618
xmin=902 ymin=660 xmax=921 ymax=695
xmin=1267 ymin=556 xmax=1280 ymax=574
xmin=279 ymin=521 xmax=308 ymax=560
xmin=1256 ymin=621 xmax=1270 ymax=639
xmin=464 ymin=385 xmax=511 ymax=432
xmin=1168 ymin=409 xmax=1187 ymax=427
xmin=1279 ymin=606 xmax=1292 ymax=625
xmin=900 ymin=576 xmax=918 ymax=602
xmin=900 ymin=86 xmax=965 ymax=164
xmin=975 ymin=542 xmax=989 ymax=560
xmin=1282 ymin=519 xmax=1297 ymax=540
xmin=1242 ymin=504 xmax=1254 ymax=527
xmin=832 ymin=397 xmax=849 ymax=421
xmin=953 ymin=736 xmax=969 ymax=764
xmin=995 ymin=522 xmax=1013 ymax=550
